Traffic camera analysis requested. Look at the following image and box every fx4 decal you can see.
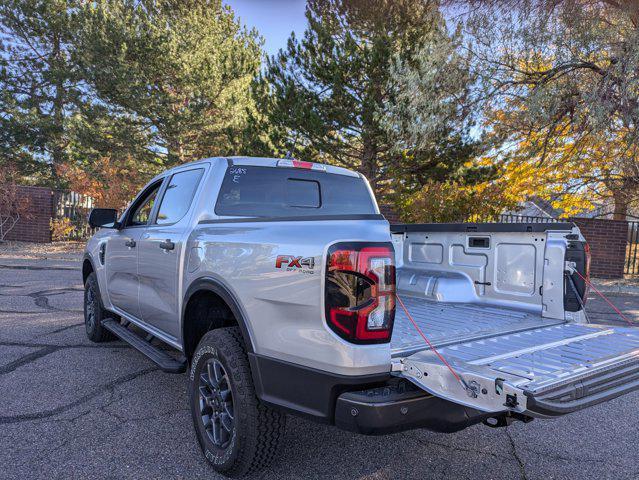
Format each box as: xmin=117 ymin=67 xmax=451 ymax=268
xmin=275 ymin=255 xmax=315 ymax=274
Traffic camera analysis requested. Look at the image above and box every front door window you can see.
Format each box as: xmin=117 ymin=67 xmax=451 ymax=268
xmin=128 ymin=183 xmax=162 ymax=227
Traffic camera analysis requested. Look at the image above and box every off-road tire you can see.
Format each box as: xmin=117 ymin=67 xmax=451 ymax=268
xmin=189 ymin=327 xmax=286 ymax=477
xmin=83 ymin=272 xmax=115 ymax=342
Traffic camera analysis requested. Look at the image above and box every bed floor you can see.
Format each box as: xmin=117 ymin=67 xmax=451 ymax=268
xmin=391 ymin=295 xmax=563 ymax=356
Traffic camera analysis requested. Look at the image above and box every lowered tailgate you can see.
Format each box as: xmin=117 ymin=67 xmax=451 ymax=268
xmin=395 ymin=323 xmax=639 ymax=417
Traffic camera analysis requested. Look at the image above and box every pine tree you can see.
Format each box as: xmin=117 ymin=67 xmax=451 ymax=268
xmin=0 ymin=0 xmax=159 ymax=187
xmin=254 ymin=0 xmax=484 ymax=199
xmin=0 ymin=0 xmax=80 ymax=184
xmin=74 ymin=0 xmax=262 ymax=165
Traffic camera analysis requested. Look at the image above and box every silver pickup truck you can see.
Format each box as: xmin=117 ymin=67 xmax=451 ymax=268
xmin=83 ymin=157 xmax=639 ymax=477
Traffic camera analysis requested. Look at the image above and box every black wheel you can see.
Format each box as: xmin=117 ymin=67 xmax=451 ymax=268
xmin=189 ymin=327 xmax=286 ymax=477
xmin=84 ymin=272 xmax=115 ymax=342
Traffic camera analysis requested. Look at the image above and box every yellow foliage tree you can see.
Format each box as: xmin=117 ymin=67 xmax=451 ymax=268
xmin=57 ymin=156 xmax=157 ymax=210
xmin=460 ymin=0 xmax=639 ymax=219
xmin=483 ymin=95 xmax=639 ymax=220
xmin=399 ymin=177 xmax=513 ymax=223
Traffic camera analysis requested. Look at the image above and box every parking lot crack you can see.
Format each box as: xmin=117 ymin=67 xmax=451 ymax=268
xmin=35 ymin=322 xmax=84 ymax=337
xmin=29 ymin=287 xmax=84 ymax=314
xmin=0 ymin=345 xmax=61 ymax=375
xmin=517 ymin=447 xmax=620 ymax=466
xmin=0 ymin=366 xmax=158 ymax=424
xmin=414 ymin=436 xmax=513 ymax=461
xmin=0 ymin=286 xmax=83 ymax=314
xmin=0 ymin=308 xmax=47 ymax=314
xmin=505 ymin=427 xmax=528 ymax=480
xmin=0 ymin=340 xmax=128 ymax=350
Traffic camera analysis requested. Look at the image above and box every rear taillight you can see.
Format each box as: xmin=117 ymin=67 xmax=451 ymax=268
xmin=325 ymin=242 xmax=396 ymax=344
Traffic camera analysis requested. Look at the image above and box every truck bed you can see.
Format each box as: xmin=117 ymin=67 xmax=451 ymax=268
xmin=389 ymin=224 xmax=639 ymax=419
xmin=390 ymin=296 xmax=562 ymax=356
xmin=389 ymin=224 xmax=576 ymax=357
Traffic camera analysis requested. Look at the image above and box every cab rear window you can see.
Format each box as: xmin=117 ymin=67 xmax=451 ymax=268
xmin=214 ymin=166 xmax=376 ymax=217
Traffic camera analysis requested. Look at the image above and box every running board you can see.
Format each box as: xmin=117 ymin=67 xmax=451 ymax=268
xmin=102 ymin=319 xmax=187 ymax=373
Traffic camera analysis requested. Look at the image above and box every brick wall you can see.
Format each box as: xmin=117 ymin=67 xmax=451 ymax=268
xmin=3 ymin=186 xmax=53 ymax=243
xmin=379 ymin=204 xmax=401 ymax=223
xmin=570 ymin=217 xmax=628 ymax=279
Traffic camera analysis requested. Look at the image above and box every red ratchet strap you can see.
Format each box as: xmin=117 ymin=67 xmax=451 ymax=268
xmin=572 ymin=270 xmax=635 ymax=325
xmin=395 ymin=294 xmax=469 ymax=390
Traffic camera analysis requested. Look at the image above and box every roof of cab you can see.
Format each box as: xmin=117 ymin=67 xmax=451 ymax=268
xmin=154 ymin=156 xmax=361 ymax=180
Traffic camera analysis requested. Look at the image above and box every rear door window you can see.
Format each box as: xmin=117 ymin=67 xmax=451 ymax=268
xmin=215 ymin=166 xmax=376 ymax=217
xmin=155 ymin=168 xmax=204 ymax=225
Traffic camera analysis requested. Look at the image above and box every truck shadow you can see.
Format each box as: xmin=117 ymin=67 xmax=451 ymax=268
xmin=259 ymin=414 xmax=517 ymax=480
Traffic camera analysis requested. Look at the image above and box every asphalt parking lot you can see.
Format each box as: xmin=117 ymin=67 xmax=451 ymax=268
xmin=2 ymin=250 xmax=639 ymax=479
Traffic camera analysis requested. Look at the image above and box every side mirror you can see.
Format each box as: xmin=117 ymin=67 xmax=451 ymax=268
xmin=88 ymin=208 xmax=119 ymax=229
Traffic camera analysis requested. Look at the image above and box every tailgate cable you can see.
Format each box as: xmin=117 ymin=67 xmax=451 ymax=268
xmin=395 ymin=294 xmax=474 ymax=395
xmin=566 ymin=274 xmax=590 ymax=323
xmin=569 ymin=269 xmax=635 ymax=325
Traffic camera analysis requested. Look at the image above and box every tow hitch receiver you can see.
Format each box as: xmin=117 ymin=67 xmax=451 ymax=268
xmin=483 ymin=412 xmax=534 ymax=429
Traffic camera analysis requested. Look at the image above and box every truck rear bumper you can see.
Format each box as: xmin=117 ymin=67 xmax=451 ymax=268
xmin=334 ymin=381 xmax=494 ymax=435
xmin=248 ymin=353 xmax=392 ymax=422
xmin=250 ymin=353 xmax=508 ymax=434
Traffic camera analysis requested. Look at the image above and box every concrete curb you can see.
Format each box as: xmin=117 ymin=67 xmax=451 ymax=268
xmin=591 ymin=279 xmax=639 ymax=296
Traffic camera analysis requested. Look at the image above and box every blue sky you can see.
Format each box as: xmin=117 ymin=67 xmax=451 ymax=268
xmin=225 ymin=0 xmax=308 ymax=58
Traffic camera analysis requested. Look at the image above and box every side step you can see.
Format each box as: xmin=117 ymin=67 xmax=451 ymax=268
xmin=102 ymin=319 xmax=187 ymax=373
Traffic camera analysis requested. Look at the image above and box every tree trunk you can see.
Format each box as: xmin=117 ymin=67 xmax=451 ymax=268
xmin=613 ymin=190 xmax=629 ymax=220
xmin=361 ymin=135 xmax=378 ymax=195
xmin=51 ymin=32 xmax=64 ymax=185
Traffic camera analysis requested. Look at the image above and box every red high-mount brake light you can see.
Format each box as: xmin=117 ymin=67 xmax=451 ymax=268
xmin=276 ymin=159 xmax=327 ymax=171
xmin=325 ymin=242 xmax=396 ymax=344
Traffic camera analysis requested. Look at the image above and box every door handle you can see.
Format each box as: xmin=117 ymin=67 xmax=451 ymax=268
xmin=125 ymin=239 xmax=136 ymax=248
xmin=159 ymin=239 xmax=175 ymax=251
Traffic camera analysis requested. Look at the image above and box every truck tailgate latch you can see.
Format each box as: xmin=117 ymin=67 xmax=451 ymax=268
xmin=391 ymin=361 xmax=405 ymax=373
xmin=395 ymin=359 xmax=426 ymax=379
xmin=466 ymin=380 xmax=480 ymax=398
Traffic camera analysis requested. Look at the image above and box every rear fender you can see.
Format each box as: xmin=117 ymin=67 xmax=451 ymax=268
xmin=182 ymin=276 xmax=255 ymax=354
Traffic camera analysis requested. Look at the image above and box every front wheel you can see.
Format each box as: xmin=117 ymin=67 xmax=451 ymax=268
xmin=84 ymin=272 xmax=115 ymax=342
xmin=188 ymin=327 xmax=286 ymax=477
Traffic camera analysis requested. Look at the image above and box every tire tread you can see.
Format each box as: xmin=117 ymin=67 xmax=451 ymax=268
xmin=193 ymin=327 xmax=286 ymax=476
xmin=84 ymin=272 xmax=116 ymax=343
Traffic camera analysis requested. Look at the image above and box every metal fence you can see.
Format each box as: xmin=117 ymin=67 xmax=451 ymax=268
xmin=498 ymin=214 xmax=561 ymax=223
xmin=626 ymin=221 xmax=639 ymax=276
xmin=52 ymin=191 xmax=95 ymax=241
xmin=461 ymin=213 xmax=562 ymax=223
